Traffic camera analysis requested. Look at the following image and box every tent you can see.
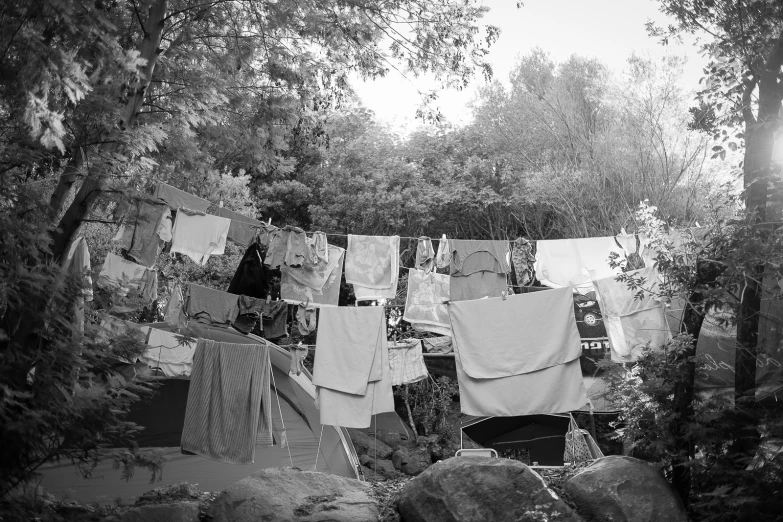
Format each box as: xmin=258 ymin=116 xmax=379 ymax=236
xmin=37 ymin=324 xmax=361 ymax=503
xmin=461 ymin=414 xmax=602 ymax=467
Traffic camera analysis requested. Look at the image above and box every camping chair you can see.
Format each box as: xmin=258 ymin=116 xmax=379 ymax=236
xmin=455 ymin=448 xmax=498 ymax=458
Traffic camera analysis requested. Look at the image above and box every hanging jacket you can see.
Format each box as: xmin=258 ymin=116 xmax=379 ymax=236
xmin=228 ymin=243 xmax=270 ymax=299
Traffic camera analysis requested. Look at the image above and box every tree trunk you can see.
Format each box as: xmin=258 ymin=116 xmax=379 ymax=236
xmin=48 ymin=0 xmax=169 ymax=261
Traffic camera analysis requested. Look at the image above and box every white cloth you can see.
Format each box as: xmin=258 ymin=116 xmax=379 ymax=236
xmin=534 ymin=236 xmax=635 ymax=291
xmin=312 ymin=307 xmax=394 ymax=428
xmin=139 ymin=326 xmax=197 ymax=377
xmin=346 ymin=235 xmax=400 ymax=301
xmin=435 ymin=234 xmax=451 ymax=269
xmin=170 ymin=210 xmax=230 ymax=266
xmin=62 ymin=237 xmax=93 ymax=336
xmin=402 ymin=268 xmax=450 ymax=335
xmin=388 ymin=339 xmax=428 ymax=386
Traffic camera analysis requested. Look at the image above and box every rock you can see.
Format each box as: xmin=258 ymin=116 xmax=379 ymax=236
xmin=564 ymin=456 xmax=688 ymax=522
xmin=135 ymin=483 xmax=202 ymax=505
xmin=360 ymin=454 xmax=398 ymax=478
xmin=118 ymin=501 xmax=200 ymax=522
xmin=208 ymin=467 xmax=378 ymax=522
xmin=392 ymin=447 xmax=431 ymax=476
xmin=374 ymin=427 xmax=417 ymax=450
xmin=397 ymin=456 xmax=580 ymax=522
xmin=348 ymin=428 xmax=393 ymax=459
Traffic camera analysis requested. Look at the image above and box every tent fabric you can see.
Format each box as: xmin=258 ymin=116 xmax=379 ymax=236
xmin=38 ymin=324 xmax=360 ymax=503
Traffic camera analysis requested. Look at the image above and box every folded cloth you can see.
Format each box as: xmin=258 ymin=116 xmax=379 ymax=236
xmin=227 ymin=243 xmax=270 ymax=299
xmin=435 ymin=234 xmax=451 ymax=269
xmin=415 ymin=237 xmax=435 ymax=273
xmin=170 ymin=209 xmax=231 ymax=266
xmin=422 ymin=336 xmax=453 ymax=354
xmin=388 ymin=339 xmax=428 ymax=386
xmin=97 ymin=253 xmax=157 ymax=313
xmin=281 ymin=246 xmax=345 ymax=307
xmin=449 ymin=239 xmax=510 ymax=301
xmin=289 ymin=345 xmax=308 ymax=375
xmin=186 ymin=283 xmax=240 ymax=326
xmin=154 ymin=182 xmax=211 ymax=212
xmin=261 ymin=300 xmax=288 ymax=339
xmin=138 ymin=326 xmax=196 ymax=377
xmin=312 ymin=307 xmax=394 ymax=428
xmin=403 ymin=268 xmax=450 ymax=335
xmin=455 ymin=356 xmax=588 ymax=416
xmin=511 ymin=237 xmax=535 ymax=288
xmin=352 ymin=236 xmax=400 ymax=301
xmin=215 ymin=207 xmax=264 ymax=247
xmin=346 ymin=235 xmax=399 ymax=289
xmin=591 ymin=267 xmax=670 ymax=362
xmin=534 ymin=236 xmax=632 ymax=290
xmin=296 ymin=305 xmax=317 ymax=335
xmin=264 ymin=227 xmax=289 ymax=269
xmin=181 ymin=339 xmax=272 ymax=464
xmin=284 ymin=226 xmax=309 ymax=267
xmin=114 ymin=198 xmax=172 ymax=268
xmin=448 ymin=286 xmax=581 ymax=379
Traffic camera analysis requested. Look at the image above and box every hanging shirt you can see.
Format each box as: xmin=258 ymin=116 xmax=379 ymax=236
xmin=415 ymin=237 xmax=436 ymax=273
xmin=154 ymin=182 xmax=211 ymax=212
xmin=346 ymin=235 xmax=400 ymax=301
xmin=449 ymin=239 xmax=510 ymax=301
xmin=97 ymin=253 xmax=157 ymax=313
xmin=264 ymin=227 xmax=289 ymax=269
xmin=591 ymin=267 xmax=670 ymax=363
xmin=312 ymin=307 xmax=394 ymax=428
xmin=535 ymin=236 xmax=636 ymax=291
xmin=261 ymin=300 xmax=288 ymax=339
xmin=186 ymin=283 xmax=240 ymax=326
xmin=281 ymin=246 xmax=345 ymax=307
xmin=284 ymin=226 xmax=309 ymax=267
xmin=170 ymin=209 xmax=231 ymax=266
xmin=138 ymin=326 xmax=197 ymax=377
xmin=114 ymin=198 xmax=172 ymax=268
xmin=403 ymin=268 xmax=450 ymax=336
xmin=214 ymin=207 xmax=264 ymax=247
xmin=181 ymin=340 xmax=272 ymax=464
xmin=448 ymin=287 xmax=587 ymax=416
xmin=388 ymin=339 xmax=428 ymax=386
xmin=227 ymin=243 xmax=270 ymax=299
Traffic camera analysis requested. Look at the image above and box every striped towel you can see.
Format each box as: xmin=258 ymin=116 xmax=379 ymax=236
xmin=181 ymin=339 xmax=272 ymax=464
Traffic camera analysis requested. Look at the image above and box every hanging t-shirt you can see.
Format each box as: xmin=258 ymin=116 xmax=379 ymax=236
xmin=186 ymin=283 xmax=239 ymax=326
xmin=449 ymin=239 xmax=510 ymax=301
xmin=214 ymin=207 xmax=264 ymax=247
xmin=170 ymin=209 xmax=230 ymax=266
xmin=114 ymin=198 xmax=172 ymax=268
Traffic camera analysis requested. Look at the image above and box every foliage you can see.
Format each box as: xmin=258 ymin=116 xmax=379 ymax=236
xmin=394 ymin=375 xmax=459 ymax=440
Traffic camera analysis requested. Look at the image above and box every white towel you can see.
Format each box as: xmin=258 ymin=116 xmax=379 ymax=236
xmin=170 ymin=210 xmax=230 ymax=266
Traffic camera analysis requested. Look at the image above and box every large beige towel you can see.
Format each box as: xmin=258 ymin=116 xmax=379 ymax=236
xmin=181 ymin=340 xmax=272 ymax=464
xmin=448 ymin=286 xmax=582 ymax=379
xmin=345 ymin=235 xmax=399 ymax=290
xmin=312 ymin=307 xmax=394 ymax=428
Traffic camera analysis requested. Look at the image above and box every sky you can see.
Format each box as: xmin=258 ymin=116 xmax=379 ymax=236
xmin=350 ymin=0 xmax=707 ymax=133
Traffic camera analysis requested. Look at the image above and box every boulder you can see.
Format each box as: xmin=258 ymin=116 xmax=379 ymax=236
xmin=564 ymin=456 xmax=688 ymax=522
xmin=348 ymin=428 xmax=394 ymax=459
xmin=392 ymin=447 xmax=431 ymax=476
xmin=117 ymin=501 xmax=199 ymax=522
xmin=360 ymin=454 xmax=399 ymax=478
xmin=397 ymin=456 xmax=580 ymax=522
xmin=135 ymin=483 xmax=202 ymax=505
xmin=374 ymin=427 xmax=417 ymax=450
xmin=207 ymin=467 xmax=378 ymax=522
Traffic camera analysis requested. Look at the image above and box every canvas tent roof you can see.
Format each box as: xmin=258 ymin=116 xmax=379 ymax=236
xmin=38 ymin=324 xmax=361 ymax=503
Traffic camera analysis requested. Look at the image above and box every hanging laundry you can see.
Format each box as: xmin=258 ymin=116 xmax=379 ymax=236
xmin=289 ymin=345 xmax=308 ymax=375
xmin=154 ymin=181 xmax=211 ymax=212
xmin=448 ymin=287 xmax=588 ymax=416
xmin=422 ymin=336 xmax=453 ymax=354
xmin=449 ymin=239 xmax=511 ymax=301
xmin=214 ymin=207 xmax=264 ymax=247
xmin=264 ymin=227 xmax=289 ymax=269
xmin=62 ymin=237 xmax=93 ymax=336
xmin=535 ymin=236 xmax=635 ymax=291
xmin=138 ymin=326 xmax=197 ymax=377
xmin=170 ymin=209 xmax=230 ymax=266
xmin=163 ymin=284 xmax=187 ymax=330
xmin=591 ymin=267 xmax=670 ymax=363
xmin=434 ymin=234 xmax=451 ymax=269
xmin=284 ymin=226 xmax=309 ymax=267
xmin=262 ymin=300 xmax=288 ymax=339
xmin=403 ymin=268 xmax=450 ymax=336
xmin=113 ymin=198 xmax=172 ymax=268
xmin=97 ymin=253 xmax=157 ymax=313
xmin=227 ymin=243 xmax=270 ymax=299
xmin=233 ymin=295 xmax=266 ymax=334
xmin=281 ymin=246 xmax=345 ymax=307
xmin=388 ymin=339 xmax=428 ymax=386
xmin=415 ymin=237 xmax=436 ymax=273
xmin=312 ymin=307 xmax=394 ymax=428
xmin=181 ymin=339 xmax=272 ymax=464
xmin=296 ymin=305 xmax=317 ymax=335
xmin=309 ymin=231 xmax=329 ymax=264
xmin=186 ymin=283 xmax=239 ymax=326
xmin=346 ymin=235 xmax=400 ymax=301
xmin=510 ymin=237 xmax=536 ymax=288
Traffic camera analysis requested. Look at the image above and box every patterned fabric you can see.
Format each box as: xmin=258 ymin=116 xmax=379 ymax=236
xmin=352 ymin=236 xmax=400 ymax=301
xmin=511 ymin=237 xmax=535 ymax=287
xmin=388 ymin=339 xmax=428 ymax=386
xmin=309 ymin=231 xmax=329 ymax=264
xmin=181 ymin=340 xmax=272 ymax=464
xmin=345 ymin=235 xmax=398 ymax=289
xmin=281 ymin=246 xmax=345 ymax=307
xmin=563 ymin=417 xmax=597 ymax=464
xmin=403 ymin=268 xmax=450 ymax=335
